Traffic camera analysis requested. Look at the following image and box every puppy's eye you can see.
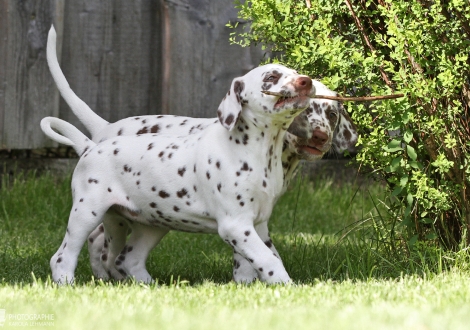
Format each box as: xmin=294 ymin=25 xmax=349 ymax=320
xmin=329 ymin=112 xmax=338 ymax=120
xmin=263 ymin=72 xmax=282 ymax=83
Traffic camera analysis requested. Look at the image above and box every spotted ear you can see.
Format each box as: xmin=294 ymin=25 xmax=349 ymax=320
xmin=333 ymin=104 xmax=358 ymax=153
xmin=287 ymin=110 xmax=313 ymax=139
xmin=217 ymin=78 xmax=245 ymax=131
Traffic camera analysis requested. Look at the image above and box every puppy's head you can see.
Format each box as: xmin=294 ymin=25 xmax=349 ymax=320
xmin=287 ymin=81 xmax=357 ymax=161
xmin=217 ymin=64 xmax=315 ymax=131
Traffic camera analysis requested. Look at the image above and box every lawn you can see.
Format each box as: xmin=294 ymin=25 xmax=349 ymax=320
xmin=1 ymin=168 xmax=470 ymax=329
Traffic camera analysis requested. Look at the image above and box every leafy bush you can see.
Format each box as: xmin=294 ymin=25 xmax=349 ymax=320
xmin=229 ymin=0 xmax=470 ymax=249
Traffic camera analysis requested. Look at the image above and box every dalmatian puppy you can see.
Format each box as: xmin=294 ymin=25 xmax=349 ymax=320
xmin=45 ymin=27 xmax=357 ymax=283
xmin=43 ymin=58 xmax=324 ymax=284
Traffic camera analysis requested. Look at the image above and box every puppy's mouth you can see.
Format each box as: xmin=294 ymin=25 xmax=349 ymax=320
xmin=298 ymin=144 xmax=324 ymax=156
xmin=295 ymin=136 xmax=332 ymax=159
xmin=274 ymin=95 xmax=308 ymax=108
xmin=263 ymin=90 xmax=311 ymax=110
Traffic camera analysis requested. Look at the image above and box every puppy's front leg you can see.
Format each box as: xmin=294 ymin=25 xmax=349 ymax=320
xmin=232 ymin=221 xmax=284 ymax=283
xmin=232 ymin=252 xmax=258 ymax=283
xmin=218 ymin=218 xmax=291 ymax=284
xmin=254 ymin=221 xmax=282 ymax=259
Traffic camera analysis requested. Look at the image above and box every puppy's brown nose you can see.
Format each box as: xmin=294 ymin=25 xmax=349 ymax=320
xmin=311 ymin=130 xmax=328 ymax=147
xmin=294 ymin=76 xmax=312 ymax=92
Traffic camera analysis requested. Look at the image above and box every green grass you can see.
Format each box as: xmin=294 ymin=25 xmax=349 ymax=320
xmin=1 ymin=169 xmax=470 ymax=329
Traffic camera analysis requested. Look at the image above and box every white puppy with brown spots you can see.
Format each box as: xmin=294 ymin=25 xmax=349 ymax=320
xmin=43 ymin=27 xmax=357 ymax=284
xmin=44 ymin=59 xmax=320 ymax=284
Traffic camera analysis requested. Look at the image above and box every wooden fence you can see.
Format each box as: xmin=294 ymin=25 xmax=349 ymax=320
xmin=0 ymin=0 xmax=264 ymax=149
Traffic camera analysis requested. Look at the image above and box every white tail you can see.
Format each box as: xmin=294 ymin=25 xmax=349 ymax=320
xmin=41 ymin=117 xmax=95 ymax=156
xmin=47 ymin=25 xmax=108 ymax=138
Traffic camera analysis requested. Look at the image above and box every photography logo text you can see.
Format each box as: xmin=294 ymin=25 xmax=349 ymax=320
xmin=0 ymin=310 xmax=55 ymax=327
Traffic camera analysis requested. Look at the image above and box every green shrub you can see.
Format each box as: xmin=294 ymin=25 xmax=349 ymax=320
xmin=229 ymin=0 xmax=470 ymax=249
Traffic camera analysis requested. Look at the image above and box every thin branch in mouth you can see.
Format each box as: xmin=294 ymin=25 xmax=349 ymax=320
xmin=262 ymin=91 xmax=286 ymax=97
xmin=261 ymin=90 xmax=404 ymax=102
xmin=264 ymin=91 xmax=297 ymax=107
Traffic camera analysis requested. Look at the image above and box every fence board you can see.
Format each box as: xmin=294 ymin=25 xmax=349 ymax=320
xmin=0 ymin=0 xmax=63 ymax=149
xmin=161 ymin=0 xmax=263 ymax=118
xmin=0 ymin=0 xmax=263 ymax=149
xmin=58 ymin=0 xmax=161 ymax=134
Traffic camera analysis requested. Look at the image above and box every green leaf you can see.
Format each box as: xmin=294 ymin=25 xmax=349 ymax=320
xmin=407 ymin=193 xmax=413 ymax=206
xmin=406 ymin=145 xmax=417 ymax=161
xmin=425 ymin=233 xmax=438 ymax=240
xmin=399 ymin=175 xmax=408 ymax=187
xmin=409 ymin=161 xmax=422 ymax=170
xmin=404 ymin=204 xmax=412 ymax=217
xmin=408 ymin=235 xmax=418 ymax=247
xmin=402 ymin=112 xmax=411 ymax=124
xmin=386 ymin=156 xmax=402 ymax=173
xmin=403 ymin=130 xmax=413 ymax=143
xmin=391 ymin=186 xmax=403 ymax=196
xmin=401 ymin=214 xmax=412 ymax=226
xmin=384 ymin=139 xmax=403 ymax=152
xmin=421 ymin=218 xmax=433 ymax=224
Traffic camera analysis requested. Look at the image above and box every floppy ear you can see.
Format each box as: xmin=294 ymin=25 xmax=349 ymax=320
xmin=333 ymin=104 xmax=358 ymax=153
xmin=287 ymin=110 xmax=313 ymax=139
xmin=217 ymin=78 xmax=245 ymax=131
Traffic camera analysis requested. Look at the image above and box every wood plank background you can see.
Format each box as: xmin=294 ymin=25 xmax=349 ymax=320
xmin=0 ymin=0 xmax=264 ymax=149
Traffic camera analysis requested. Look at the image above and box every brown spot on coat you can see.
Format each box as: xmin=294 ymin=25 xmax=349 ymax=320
xmin=159 ymin=191 xmax=170 ymax=198
xmin=150 ymin=125 xmax=160 ymax=133
xmin=178 ymin=167 xmax=186 ymax=177
xmin=225 ymin=114 xmax=234 ymax=126
xmin=137 ymin=127 xmax=149 ymax=135
xmin=177 ymin=189 xmax=188 ymax=198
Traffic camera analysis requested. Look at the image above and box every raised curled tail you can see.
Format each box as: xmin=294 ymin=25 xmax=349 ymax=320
xmin=41 ymin=117 xmax=95 ymax=156
xmin=47 ymin=25 xmax=108 ymax=138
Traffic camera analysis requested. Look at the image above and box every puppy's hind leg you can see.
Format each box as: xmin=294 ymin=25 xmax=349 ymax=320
xmin=88 ymin=224 xmax=108 ymax=280
xmin=100 ymin=211 xmax=131 ymax=280
xmin=88 ymin=212 xmax=131 ymax=281
xmin=116 ymin=223 xmax=169 ymax=283
xmin=50 ymin=202 xmax=110 ymax=284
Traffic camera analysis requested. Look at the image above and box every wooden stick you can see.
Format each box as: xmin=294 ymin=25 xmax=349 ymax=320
xmin=261 ymin=90 xmax=404 ymax=102
xmin=312 ymin=94 xmax=404 ymax=102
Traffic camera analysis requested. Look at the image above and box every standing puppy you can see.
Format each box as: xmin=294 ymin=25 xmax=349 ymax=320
xmin=45 ymin=26 xmax=357 ymax=283
xmin=46 ymin=63 xmax=315 ymax=284
xmin=43 ymin=91 xmax=358 ymax=283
